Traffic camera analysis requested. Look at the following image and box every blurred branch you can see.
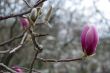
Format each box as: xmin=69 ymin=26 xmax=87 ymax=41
xmin=93 ymin=1 xmax=110 ymax=24
xmin=34 ymin=33 xmax=49 ymax=37
xmin=0 ymin=63 xmax=16 ymax=73
xmin=61 ymin=38 xmax=74 ymax=49
xmin=28 ymin=29 xmax=43 ymax=73
xmin=0 ymin=49 xmax=10 ymax=54
xmin=0 ymin=32 xmax=24 ymax=46
xmin=21 ymin=67 xmax=41 ymax=73
xmin=29 ymin=50 xmax=39 ymax=73
xmin=35 ymin=22 xmax=46 ymax=25
xmin=0 ymin=23 xmax=49 ymax=46
xmin=0 ymin=45 xmax=14 ymax=66
xmin=23 ymin=0 xmax=32 ymax=8
xmin=28 ymin=29 xmax=42 ymax=51
xmin=9 ymin=18 xmax=17 ymax=38
xmin=38 ymin=57 xmax=83 ymax=62
xmin=0 ymin=0 xmax=46 ymax=20
xmin=0 ymin=31 xmax=26 ymax=55
xmin=0 ymin=32 xmax=27 ymax=67
xmin=9 ymin=32 xmax=28 ymax=53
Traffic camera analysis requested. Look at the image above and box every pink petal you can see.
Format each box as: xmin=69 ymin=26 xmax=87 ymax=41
xmin=19 ymin=18 xmax=29 ymax=29
xmin=12 ymin=66 xmax=23 ymax=73
xmin=81 ymin=24 xmax=90 ymax=51
xmin=85 ymin=25 xmax=99 ymax=55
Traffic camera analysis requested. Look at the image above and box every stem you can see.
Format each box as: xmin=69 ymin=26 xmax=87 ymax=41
xmin=38 ymin=57 xmax=83 ymax=62
xmin=29 ymin=51 xmax=39 ymax=73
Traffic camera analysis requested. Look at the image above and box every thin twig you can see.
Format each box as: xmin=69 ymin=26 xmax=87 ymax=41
xmin=0 ymin=63 xmax=16 ymax=73
xmin=61 ymin=38 xmax=74 ymax=49
xmin=28 ymin=29 xmax=43 ymax=73
xmin=23 ymin=0 xmax=32 ymax=8
xmin=0 ymin=49 xmax=10 ymax=54
xmin=9 ymin=32 xmax=28 ymax=53
xmin=0 ymin=32 xmax=24 ymax=46
xmin=0 ymin=30 xmax=69 ymax=54
xmin=38 ymin=57 xmax=83 ymax=62
xmin=34 ymin=33 xmax=49 ymax=37
xmin=29 ymin=50 xmax=39 ymax=73
xmin=28 ymin=29 xmax=42 ymax=51
xmin=0 ymin=0 xmax=46 ymax=20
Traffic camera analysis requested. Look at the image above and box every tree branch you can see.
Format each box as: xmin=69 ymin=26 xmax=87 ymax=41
xmin=0 ymin=32 xmax=24 ymax=46
xmin=0 ymin=0 xmax=46 ymax=20
xmin=0 ymin=63 xmax=16 ymax=73
xmin=9 ymin=32 xmax=28 ymax=53
xmin=28 ymin=29 xmax=42 ymax=51
xmin=38 ymin=57 xmax=83 ymax=62
xmin=28 ymin=29 xmax=43 ymax=73
xmin=29 ymin=51 xmax=39 ymax=73
xmin=0 ymin=49 xmax=10 ymax=54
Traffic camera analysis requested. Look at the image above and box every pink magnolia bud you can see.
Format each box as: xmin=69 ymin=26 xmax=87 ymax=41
xmin=12 ymin=66 xmax=23 ymax=73
xmin=81 ymin=24 xmax=99 ymax=56
xmin=19 ymin=17 xmax=29 ymax=29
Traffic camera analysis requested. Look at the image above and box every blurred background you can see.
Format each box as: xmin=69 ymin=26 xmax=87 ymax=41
xmin=0 ymin=0 xmax=110 ymax=73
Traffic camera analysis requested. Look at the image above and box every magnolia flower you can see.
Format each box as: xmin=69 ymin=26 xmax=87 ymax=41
xmin=12 ymin=66 xmax=23 ymax=73
xmin=81 ymin=24 xmax=99 ymax=56
xmin=19 ymin=17 xmax=29 ymax=29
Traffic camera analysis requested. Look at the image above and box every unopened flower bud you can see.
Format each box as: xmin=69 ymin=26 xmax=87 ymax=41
xmin=44 ymin=6 xmax=52 ymax=23
xmin=81 ymin=24 xmax=99 ymax=56
xmin=30 ymin=8 xmax=37 ymax=22
xmin=12 ymin=66 xmax=23 ymax=73
xmin=19 ymin=17 xmax=29 ymax=29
